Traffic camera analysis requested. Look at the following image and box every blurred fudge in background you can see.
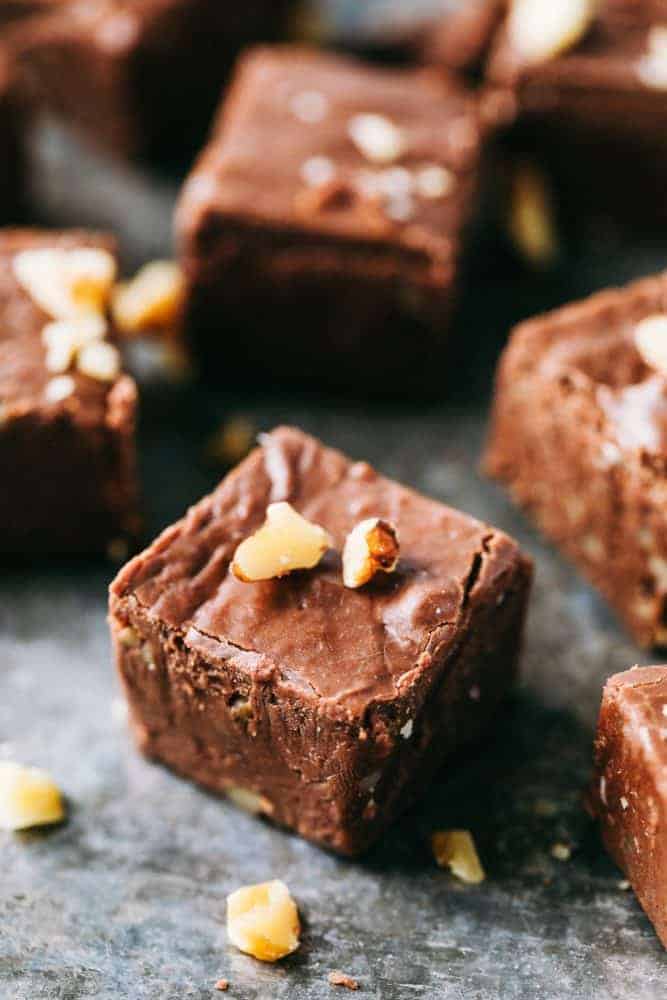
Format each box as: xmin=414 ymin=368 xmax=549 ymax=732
xmin=176 ymin=46 xmax=506 ymax=392
xmin=3 ymin=0 xmax=291 ymax=161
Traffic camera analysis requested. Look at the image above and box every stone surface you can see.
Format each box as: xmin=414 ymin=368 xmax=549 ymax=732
xmin=4 ymin=2 xmax=667 ymax=991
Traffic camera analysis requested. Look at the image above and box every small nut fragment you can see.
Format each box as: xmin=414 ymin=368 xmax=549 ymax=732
xmin=42 ymin=313 xmax=107 ymax=373
xmin=328 ymin=970 xmax=359 ymax=990
xmin=0 ymin=761 xmax=65 ymax=831
xmin=231 ymin=502 xmax=332 ymax=582
xmin=117 ymin=625 xmax=140 ymax=648
xmin=112 ymin=260 xmax=185 ymax=337
xmin=77 ymin=340 xmax=121 ymax=382
xmin=342 ymin=518 xmax=399 ymax=589
xmin=637 ymin=26 xmax=667 ymax=90
xmin=214 ymin=979 xmax=229 ymax=992
xmin=508 ymin=163 xmax=558 ymax=267
xmin=415 ymin=164 xmax=455 ymax=200
xmin=432 ymin=830 xmax=485 ymax=884
xmin=13 ymin=247 xmax=116 ymax=318
xmin=634 ymin=314 xmax=667 ymax=375
xmin=550 ymin=842 xmax=572 ymax=861
xmin=226 ymin=786 xmax=273 ymax=816
xmin=347 ymin=113 xmax=405 ymax=164
xmin=508 ymin=0 xmax=595 ymax=64
xmin=43 ymin=374 xmax=76 ymax=404
xmin=226 ymin=880 xmax=300 ymax=962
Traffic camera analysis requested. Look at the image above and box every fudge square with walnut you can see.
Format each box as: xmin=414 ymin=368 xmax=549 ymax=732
xmin=110 ymin=426 xmax=532 ymax=856
xmin=589 ymin=666 xmax=667 ymax=949
xmin=176 ymin=47 xmax=496 ymax=388
xmin=485 ymin=271 xmax=667 ymax=647
xmin=0 ymin=228 xmax=138 ymax=555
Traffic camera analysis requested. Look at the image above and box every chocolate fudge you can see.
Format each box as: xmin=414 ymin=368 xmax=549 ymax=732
xmin=485 ymin=0 xmax=667 ymax=227
xmin=110 ymin=426 xmax=532 ymax=856
xmin=176 ymin=46 xmax=496 ymax=389
xmin=0 ymin=228 xmax=139 ymax=555
xmin=485 ymin=271 xmax=667 ymax=647
xmin=7 ymin=0 xmax=290 ymax=159
xmin=589 ymin=665 xmax=667 ymax=949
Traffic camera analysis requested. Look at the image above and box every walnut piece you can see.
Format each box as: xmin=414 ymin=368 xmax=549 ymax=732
xmin=226 ymin=786 xmax=273 ymax=816
xmin=226 ymin=880 xmax=300 ymax=962
xmin=328 ymin=970 xmax=359 ymax=990
xmin=634 ymin=314 xmax=667 ymax=375
xmin=112 ymin=260 xmax=185 ymax=337
xmin=431 ymin=830 xmax=485 ymax=884
xmin=342 ymin=518 xmax=399 ymax=589
xmin=13 ymin=247 xmax=116 ymax=318
xmin=508 ymin=163 xmax=557 ymax=267
xmin=508 ymin=0 xmax=595 ymax=64
xmin=347 ymin=113 xmax=405 ymax=164
xmin=231 ymin=501 xmax=332 ymax=582
xmin=637 ymin=26 xmax=667 ymax=90
xmin=42 ymin=314 xmax=107 ymax=373
xmin=77 ymin=340 xmax=121 ymax=382
xmin=0 ymin=761 xmax=65 ymax=831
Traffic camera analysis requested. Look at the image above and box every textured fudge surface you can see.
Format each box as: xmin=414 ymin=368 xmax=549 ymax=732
xmin=485 ymin=271 xmax=667 ymax=646
xmin=0 ymin=228 xmax=138 ymax=554
xmin=590 ymin=665 xmax=667 ymax=948
xmin=111 ymin=426 xmax=532 ymax=853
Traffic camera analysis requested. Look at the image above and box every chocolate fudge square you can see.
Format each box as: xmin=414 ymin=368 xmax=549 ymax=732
xmin=110 ymin=426 xmax=532 ymax=856
xmin=486 ymin=1 xmax=667 ymax=227
xmin=176 ymin=47 xmax=493 ymax=389
xmin=0 ymin=228 xmax=139 ymax=555
xmin=589 ymin=665 xmax=667 ymax=949
xmin=8 ymin=0 xmax=290 ymax=159
xmin=485 ymin=271 xmax=667 ymax=647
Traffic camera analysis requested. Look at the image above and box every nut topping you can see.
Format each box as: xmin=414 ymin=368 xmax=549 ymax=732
xmin=508 ymin=0 xmax=595 ymax=64
xmin=77 ymin=340 xmax=122 ymax=382
xmin=342 ymin=518 xmax=399 ymax=589
xmin=347 ymin=113 xmax=405 ymax=164
xmin=231 ymin=501 xmax=332 ymax=582
xmin=637 ymin=26 xmax=667 ymax=90
xmin=431 ymin=829 xmax=486 ymax=884
xmin=42 ymin=314 xmax=107 ymax=373
xmin=226 ymin=786 xmax=273 ymax=815
xmin=13 ymin=247 xmax=116 ymax=319
xmin=0 ymin=761 xmax=65 ymax=831
xmin=226 ymin=880 xmax=300 ymax=962
xmin=634 ymin=314 xmax=667 ymax=375
xmin=112 ymin=260 xmax=185 ymax=337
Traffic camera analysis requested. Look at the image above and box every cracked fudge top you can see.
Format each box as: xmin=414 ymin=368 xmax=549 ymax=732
xmin=0 ymin=228 xmax=134 ymax=429
xmin=112 ymin=426 xmax=528 ymax=713
xmin=177 ymin=46 xmax=492 ymax=283
xmin=499 ymin=271 xmax=667 ymax=458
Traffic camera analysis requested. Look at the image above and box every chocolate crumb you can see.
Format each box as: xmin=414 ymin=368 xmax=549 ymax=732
xmin=328 ymin=970 xmax=359 ymax=990
xmin=214 ymin=978 xmax=229 ymax=991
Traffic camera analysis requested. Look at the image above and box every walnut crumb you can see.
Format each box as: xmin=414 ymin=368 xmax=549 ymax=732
xmin=226 ymin=880 xmax=300 ymax=962
xmin=231 ymin=502 xmax=332 ymax=582
xmin=214 ymin=979 xmax=229 ymax=991
xmin=328 ymin=970 xmax=359 ymax=990
xmin=508 ymin=0 xmax=595 ymax=64
xmin=112 ymin=260 xmax=185 ymax=338
xmin=0 ymin=761 xmax=65 ymax=831
xmin=432 ymin=830 xmax=485 ymax=884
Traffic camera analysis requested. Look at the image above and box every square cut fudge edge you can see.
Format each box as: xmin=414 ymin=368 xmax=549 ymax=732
xmin=175 ymin=46 xmax=492 ymax=388
xmin=0 ymin=228 xmax=139 ymax=555
xmin=484 ymin=271 xmax=667 ymax=648
xmin=109 ymin=426 xmax=532 ymax=856
xmin=589 ymin=666 xmax=667 ymax=949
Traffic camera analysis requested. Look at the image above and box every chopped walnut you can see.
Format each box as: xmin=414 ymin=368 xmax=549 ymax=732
xmin=432 ymin=830 xmax=485 ymax=884
xmin=342 ymin=518 xmax=399 ymax=589
xmin=226 ymin=786 xmax=273 ymax=816
xmin=214 ymin=979 xmax=229 ymax=992
xmin=0 ymin=761 xmax=65 ymax=831
xmin=43 ymin=374 xmax=76 ymax=404
xmin=77 ymin=340 xmax=121 ymax=382
xmin=550 ymin=842 xmax=572 ymax=861
xmin=347 ymin=113 xmax=405 ymax=164
xmin=42 ymin=313 xmax=107 ymax=373
xmin=13 ymin=247 xmax=116 ymax=319
xmin=328 ymin=970 xmax=359 ymax=990
xmin=637 ymin=26 xmax=667 ymax=89
xmin=231 ymin=502 xmax=332 ymax=582
xmin=508 ymin=0 xmax=595 ymax=64
xmin=415 ymin=164 xmax=455 ymax=200
xmin=508 ymin=163 xmax=557 ymax=267
xmin=634 ymin=314 xmax=667 ymax=375
xmin=226 ymin=880 xmax=300 ymax=962
xmin=112 ymin=260 xmax=185 ymax=337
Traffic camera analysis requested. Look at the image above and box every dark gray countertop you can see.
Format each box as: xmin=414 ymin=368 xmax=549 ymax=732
xmin=3 ymin=6 xmax=667 ymax=993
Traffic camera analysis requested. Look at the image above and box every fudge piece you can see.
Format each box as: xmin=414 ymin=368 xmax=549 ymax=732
xmin=0 ymin=228 xmax=139 ymax=555
xmin=485 ymin=0 xmax=667 ymax=227
xmin=485 ymin=271 xmax=667 ymax=647
xmin=110 ymin=426 xmax=532 ymax=856
xmin=176 ymin=46 xmax=495 ymax=389
xmin=8 ymin=0 xmax=290 ymax=160
xmin=589 ymin=665 xmax=667 ymax=949
xmin=0 ymin=51 xmax=24 ymax=222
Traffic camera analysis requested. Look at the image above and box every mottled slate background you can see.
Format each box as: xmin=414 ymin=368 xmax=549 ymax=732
xmin=2 ymin=1 xmax=667 ymax=997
